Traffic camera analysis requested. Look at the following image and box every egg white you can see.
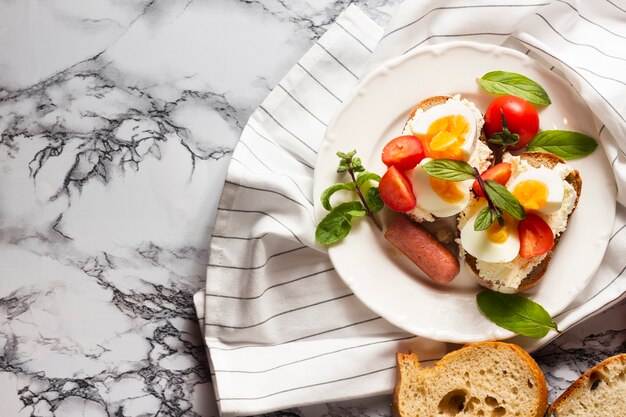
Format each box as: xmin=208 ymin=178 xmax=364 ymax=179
xmin=412 ymin=159 xmax=471 ymax=218
xmin=460 ymin=208 xmax=520 ymax=263
xmin=507 ymin=167 xmax=564 ymax=215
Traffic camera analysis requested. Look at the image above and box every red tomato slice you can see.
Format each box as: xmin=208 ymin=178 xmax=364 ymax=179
xmin=518 ymin=213 xmax=554 ymax=259
xmin=382 ymin=135 xmax=425 ymax=170
xmin=378 ymin=166 xmax=416 ymax=212
xmin=484 ymin=95 xmax=539 ymax=150
xmin=472 ymin=162 xmax=512 ymax=197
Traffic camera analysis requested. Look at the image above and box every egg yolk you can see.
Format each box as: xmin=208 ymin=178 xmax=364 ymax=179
xmin=429 ymin=177 xmax=465 ymax=203
xmin=420 ymin=115 xmax=469 ymax=160
xmin=486 ymin=221 xmax=510 ymax=244
xmin=512 ymin=180 xmax=548 ymax=211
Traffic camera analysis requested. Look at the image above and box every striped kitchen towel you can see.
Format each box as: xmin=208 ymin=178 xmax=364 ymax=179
xmin=195 ymin=1 xmax=626 ymax=415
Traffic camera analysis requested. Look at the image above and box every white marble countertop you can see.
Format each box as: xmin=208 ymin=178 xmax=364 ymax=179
xmin=0 ymin=1 xmax=624 ymax=416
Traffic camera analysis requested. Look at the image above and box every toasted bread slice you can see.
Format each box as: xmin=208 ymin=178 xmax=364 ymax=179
xmin=463 ymin=152 xmax=582 ymax=293
xmin=403 ymin=96 xmax=491 ymax=223
xmin=549 ymin=353 xmax=626 ymax=416
xmin=393 ymin=342 xmax=548 ymax=417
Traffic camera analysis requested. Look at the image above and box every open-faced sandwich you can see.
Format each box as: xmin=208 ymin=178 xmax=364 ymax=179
xmin=380 ymin=94 xmax=493 ymax=284
xmin=400 ymin=95 xmax=492 ymax=223
xmin=380 ymin=90 xmax=586 ymax=293
xmin=458 ymin=152 xmax=581 ymax=293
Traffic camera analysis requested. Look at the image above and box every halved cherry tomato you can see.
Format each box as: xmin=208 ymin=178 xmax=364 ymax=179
xmin=518 ymin=213 xmax=554 ymax=259
xmin=484 ymin=95 xmax=539 ymax=150
xmin=382 ymin=135 xmax=425 ymax=170
xmin=472 ymin=162 xmax=512 ymax=197
xmin=378 ymin=166 xmax=416 ymax=212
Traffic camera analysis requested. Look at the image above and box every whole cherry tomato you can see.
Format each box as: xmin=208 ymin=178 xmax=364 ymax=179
xmin=484 ymin=95 xmax=539 ymax=150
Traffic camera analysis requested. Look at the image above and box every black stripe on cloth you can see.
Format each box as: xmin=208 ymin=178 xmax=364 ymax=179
xmin=211 ymin=335 xmax=415 ymax=374
xmin=296 ymin=62 xmax=343 ymax=103
xmin=277 ymin=84 xmax=328 ymax=126
xmin=207 ymin=245 xmax=307 ymax=270
xmin=247 ymin=124 xmax=314 ymax=170
xmin=612 ymin=149 xmax=625 ymax=167
xmin=513 ymin=36 xmax=626 ymax=125
xmin=336 ymin=21 xmax=373 ymax=53
xmin=555 ymin=0 xmax=626 ymax=40
xmin=224 ymin=180 xmax=311 ymax=212
xmin=217 ymin=356 xmax=446 ymax=401
xmin=609 ymin=222 xmax=626 ymax=243
xmin=606 ymin=0 xmax=626 ymax=13
xmin=206 ymin=267 xmax=334 ymax=299
xmin=259 ymin=106 xmax=318 ymax=154
xmin=316 ymin=43 xmax=359 ymax=79
xmin=403 ymin=32 xmax=511 ymax=55
xmin=215 ymin=207 xmax=305 ymax=245
xmin=578 ymin=67 xmax=626 ymax=87
xmin=204 ymin=293 xmax=354 ymax=329
xmin=230 ymin=154 xmax=313 ymax=206
xmin=599 ymin=124 xmax=606 ymax=136
xmin=382 ymin=3 xmax=548 ymax=41
xmin=206 ymin=316 xmax=382 ymax=351
xmin=535 ymin=13 xmax=626 ymax=62
xmin=217 ymin=365 xmax=396 ymax=401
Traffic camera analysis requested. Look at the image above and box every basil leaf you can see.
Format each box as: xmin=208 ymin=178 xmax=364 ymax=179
xmin=365 ymin=187 xmax=384 ymax=212
xmin=315 ymin=201 xmax=364 ymax=245
xmin=484 ymin=180 xmax=526 ymax=220
xmin=478 ymin=71 xmax=551 ymax=105
xmin=356 ymin=171 xmax=381 ymax=188
xmin=421 ymin=159 xmax=476 ymax=181
xmin=320 ymin=182 xmax=356 ymax=211
xmin=526 ymin=130 xmax=598 ymax=160
xmin=474 ymin=207 xmax=495 ymax=231
xmin=476 ymin=290 xmax=559 ymax=338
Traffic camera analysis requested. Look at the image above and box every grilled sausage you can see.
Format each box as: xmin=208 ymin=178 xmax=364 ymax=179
xmin=384 ymin=216 xmax=460 ymax=284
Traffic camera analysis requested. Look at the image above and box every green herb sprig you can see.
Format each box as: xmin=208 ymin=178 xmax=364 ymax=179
xmin=422 ymin=159 xmax=525 ymax=231
xmin=489 ymin=109 xmax=520 ymax=165
xmin=315 ymin=151 xmax=383 ymax=245
xmin=477 ymin=290 xmax=560 ymax=338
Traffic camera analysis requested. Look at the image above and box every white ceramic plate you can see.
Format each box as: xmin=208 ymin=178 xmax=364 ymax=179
xmin=313 ymin=42 xmax=616 ymax=343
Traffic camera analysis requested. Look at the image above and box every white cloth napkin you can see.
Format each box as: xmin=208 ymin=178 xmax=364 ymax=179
xmin=195 ymin=1 xmax=626 ymax=415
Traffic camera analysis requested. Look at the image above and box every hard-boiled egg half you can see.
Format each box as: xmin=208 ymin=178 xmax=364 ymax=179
xmin=408 ymin=98 xmax=482 ymax=161
xmin=406 ymin=97 xmax=484 ymax=218
xmin=412 ymin=158 xmax=472 ymax=218
xmin=508 ymin=167 xmax=564 ymax=215
xmin=461 ymin=209 xmax=520 ymax=263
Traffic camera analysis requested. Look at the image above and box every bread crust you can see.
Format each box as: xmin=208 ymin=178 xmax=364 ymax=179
xmin=393 ymin=342 xmax=548 ymax=417
xmin=549 ymin=353 xmax=626 ymax=416
xmin=465 ymin=152 xmax=582 ymax=293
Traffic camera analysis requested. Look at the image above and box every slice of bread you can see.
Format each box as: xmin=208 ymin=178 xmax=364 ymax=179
xmin=393 ymin=341 xmax=548 ymax=417
xmin=463 ymin=152 xmax=582 ymax=293
xmin=549 ymin=353 xmax=626 ymax=416
xmin=403 ymin=96 xmax=491 ymax=223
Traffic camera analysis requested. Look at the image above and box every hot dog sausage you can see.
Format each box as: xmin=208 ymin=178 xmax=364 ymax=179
xmin=384 ymin=216 xmax=460 ymax=284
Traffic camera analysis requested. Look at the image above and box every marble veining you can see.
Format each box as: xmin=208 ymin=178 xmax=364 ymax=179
xmin=0 ymin=0 xmax=623 ymax=416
